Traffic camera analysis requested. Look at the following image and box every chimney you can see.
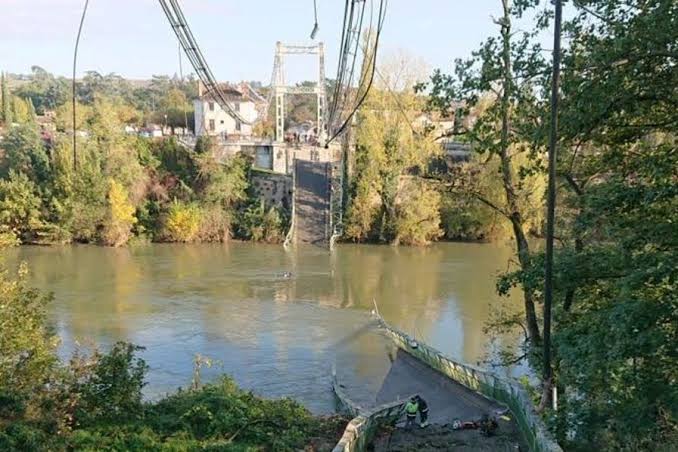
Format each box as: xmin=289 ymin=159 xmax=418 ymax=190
xmin=198 ymin=80 xmax=204 ymax=97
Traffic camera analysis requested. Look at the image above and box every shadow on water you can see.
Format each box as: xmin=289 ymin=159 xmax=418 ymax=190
xmin=4 ymin=241 xmax=523 ymax=413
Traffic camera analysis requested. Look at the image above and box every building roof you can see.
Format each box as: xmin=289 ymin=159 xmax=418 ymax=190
xmin=198 ymin=83 xmax=252 ymax=102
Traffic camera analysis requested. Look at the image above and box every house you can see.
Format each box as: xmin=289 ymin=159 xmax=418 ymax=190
xmin=193 ymin=83 xmax=259 ymax=138
xmin=139 ymin=125 xmax=163 ymax=138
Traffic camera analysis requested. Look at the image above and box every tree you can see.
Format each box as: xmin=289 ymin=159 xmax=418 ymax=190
xmin=101 ymin=179 xmax=137 ymax=247
xmin=14 ymin=67 xmax=70 ymax=114
xmin=1 ymin=71 xmax=11 ymax=124
xmin=345 ymin=52 xmax=439 ymax=244
xmin=11 ymin=97 xmax=33 ymax=124
xmin=1 ymin=123 xmax=50 ymax=184
xmin=55 ymin=101 xmax=92 ymax=132
xmin=50 ymin=141 xmax=107 ymax=243
xmin=541 ymin=0 xmax=676 ymax=447
xmin=0 ymin=261 xmax=56 ymax=399
xmin=490 ymin=0 xmax=678 ymax=448
xmin=422 ymin=0 xmax=550 ymax=345
xmin=160 ymin=201 xmax=201 ymax=242
xmin=237 ymin=200 xmax=286 ymax=243
xmin=196 ymin=153 xmax=249 ymax=208
xmin=392 ymin=179 xmax=442 ymax=245
xmin=0 ymin=171 xmax=43 ymax=242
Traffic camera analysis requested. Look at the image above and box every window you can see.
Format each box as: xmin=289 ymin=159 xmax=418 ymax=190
xmin=235 ymin=121 xmax=241 ymax=132
xmin=209 ymin=119 xmax=215 ymax=131
xmin=208 ymin=102 xmax=215 ymax=112
xmin=220 ymin=120 xmax=225 ymax=124
xmin=234 ymin=102 xmax=240 ymax=112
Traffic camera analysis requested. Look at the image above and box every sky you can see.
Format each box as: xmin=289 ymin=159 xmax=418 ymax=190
xmin=0 ymin=1 xmax=547 ymax=83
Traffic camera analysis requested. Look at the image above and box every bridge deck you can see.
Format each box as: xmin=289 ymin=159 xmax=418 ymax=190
xmin=294 ymin=160 xmax=331 ymax=246
xmin=371 ymin=349 xmax=525 ymax=450
xmin=377 ymin=349 xmax=504 ymax=424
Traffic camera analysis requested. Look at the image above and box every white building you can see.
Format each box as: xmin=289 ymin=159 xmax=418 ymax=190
xmin=193 ymin=84 xmax=259 ymax=138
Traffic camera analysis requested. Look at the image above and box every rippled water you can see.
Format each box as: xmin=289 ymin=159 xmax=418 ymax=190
xmin=4 ymin=242 xmax=523 ymax=413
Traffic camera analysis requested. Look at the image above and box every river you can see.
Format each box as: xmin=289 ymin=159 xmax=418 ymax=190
xmin=4 ymin=242 xmax=524 ymax=413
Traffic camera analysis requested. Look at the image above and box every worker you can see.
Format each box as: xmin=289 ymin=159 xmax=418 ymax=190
xmin=405 ymin=396 xmax=419 ymax=428
xmin=415 ymin=395 xmax=430 ymax=427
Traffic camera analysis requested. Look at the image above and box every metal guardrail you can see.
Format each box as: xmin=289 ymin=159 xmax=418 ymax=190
xmin=331 ymin=365 xmax=415 ymax=452
xmin=283 ymin=159 xmax=296 ymax=249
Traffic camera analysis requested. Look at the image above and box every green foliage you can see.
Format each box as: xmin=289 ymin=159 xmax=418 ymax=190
xmin=345 ymin=66 xmax=440 ymax=245
xmin=14 ymin=66 xmax=70 ymax=114
xmin=1 ymin=72 xmax=11 ymax=124
xmin=236 ymin=200 xmax=286 ymax=243
xmin=440 ymin=193 xmax=497 ymax=241
xmin=458 ymin=1 xmax=678 ymax=449
xmin=197 ymin=153 xmax=249 ymax=208
xmin=157 ymin=137 xmax=198 ymax=189
xmin=0 ymin=171 xmax=43 ymax=242
xmin=392 ymin=179 xmax=442 ymax=246
xmin=0 ymin=263 xmax=56 ymax=403
xmin=54 ymin=101 xmax=92 ymax=132
xmin=0 ymin=67 xmax=288 ymax=247
xmin=74 ymin=343 xmax=148 ymax=426
xmin=1 ymin=123 xmax=51 ymax=184
xmin=101 ymin=179 xmax=137 ymax=247
xmin=160 ymin=200 xmax=201 ymax=242
xmin=50 ymin=141 xmax=107 ymax=243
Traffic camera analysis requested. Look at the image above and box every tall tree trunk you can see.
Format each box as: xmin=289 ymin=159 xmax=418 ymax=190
xmin=499 ymin=0 xmax=541 ymax=345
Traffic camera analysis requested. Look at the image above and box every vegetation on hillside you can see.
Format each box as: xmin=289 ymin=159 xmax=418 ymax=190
xmin=419 ymin=0 xmax=677 ymax=449
xmin=0 ymin=73 xmax=287 ymax=246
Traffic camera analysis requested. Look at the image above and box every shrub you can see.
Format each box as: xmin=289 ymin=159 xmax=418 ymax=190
xmin=0 ymin=263 xmax=56 ymax=400
xmin=236 ymin=200 xmax=286 ymax=243
xmin=160 ymin=200 xmax=201 ymax=242
xmin=197 ymin=205 xmax=231 ymax=243
xmin=0 ymin=170 xmax=43 ymax=243
xmin=101 ymin=179 xmax=137 ymax=247
xmin=74 ymin=343 xmax=148 ymax=427
xmin=393 ymin=179 xmax=442 ymax=246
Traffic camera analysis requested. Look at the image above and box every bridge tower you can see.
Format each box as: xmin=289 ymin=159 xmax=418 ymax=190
xmin=269 ymin=42 xmax=326 ymax=143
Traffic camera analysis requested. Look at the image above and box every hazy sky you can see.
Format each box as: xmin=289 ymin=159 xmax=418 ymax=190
xmin=0 ymin=1 xmax=547 ymax=83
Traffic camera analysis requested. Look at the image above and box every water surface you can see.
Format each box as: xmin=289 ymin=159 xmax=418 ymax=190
xmin=4 ymin=242 xmax=522 ymax=413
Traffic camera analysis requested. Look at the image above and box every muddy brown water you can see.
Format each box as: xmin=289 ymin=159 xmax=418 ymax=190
xmin=4 ymin=242 xmax=524 ymax=414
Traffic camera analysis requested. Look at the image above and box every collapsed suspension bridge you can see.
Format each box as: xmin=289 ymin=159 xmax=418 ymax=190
xmin=155 ymin=0 xmax=388 ymax=248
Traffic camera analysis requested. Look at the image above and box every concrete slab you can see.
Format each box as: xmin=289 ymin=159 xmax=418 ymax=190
xmin=376 ymin=349 xmax=504 ymax=425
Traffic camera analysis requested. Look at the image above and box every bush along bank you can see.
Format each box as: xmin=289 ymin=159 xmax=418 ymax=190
xmin=0 ymin=119 xmax=288 ymax=247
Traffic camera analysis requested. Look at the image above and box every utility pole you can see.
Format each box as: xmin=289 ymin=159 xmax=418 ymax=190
xmin=542 ymin=0 xmax=563 ymax=410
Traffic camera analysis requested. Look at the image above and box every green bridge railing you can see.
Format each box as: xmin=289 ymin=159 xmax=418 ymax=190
xmin=377 ymin=316 xmax=562 ymax=452
xmin=331 ymin=365 xmax=414 ymax=452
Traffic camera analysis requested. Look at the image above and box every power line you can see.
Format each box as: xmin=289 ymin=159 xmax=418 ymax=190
xmin=327 ymin=0 xmax=388 ymax=145
xmin=159 ymin=0 xmax=250 ymax=125
xmin=72 ymin=0 xmax=90 ymax=170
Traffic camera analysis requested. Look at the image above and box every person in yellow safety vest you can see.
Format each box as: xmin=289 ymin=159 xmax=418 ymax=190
xmin=405 ymin=396 xmax=419 ymax=428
